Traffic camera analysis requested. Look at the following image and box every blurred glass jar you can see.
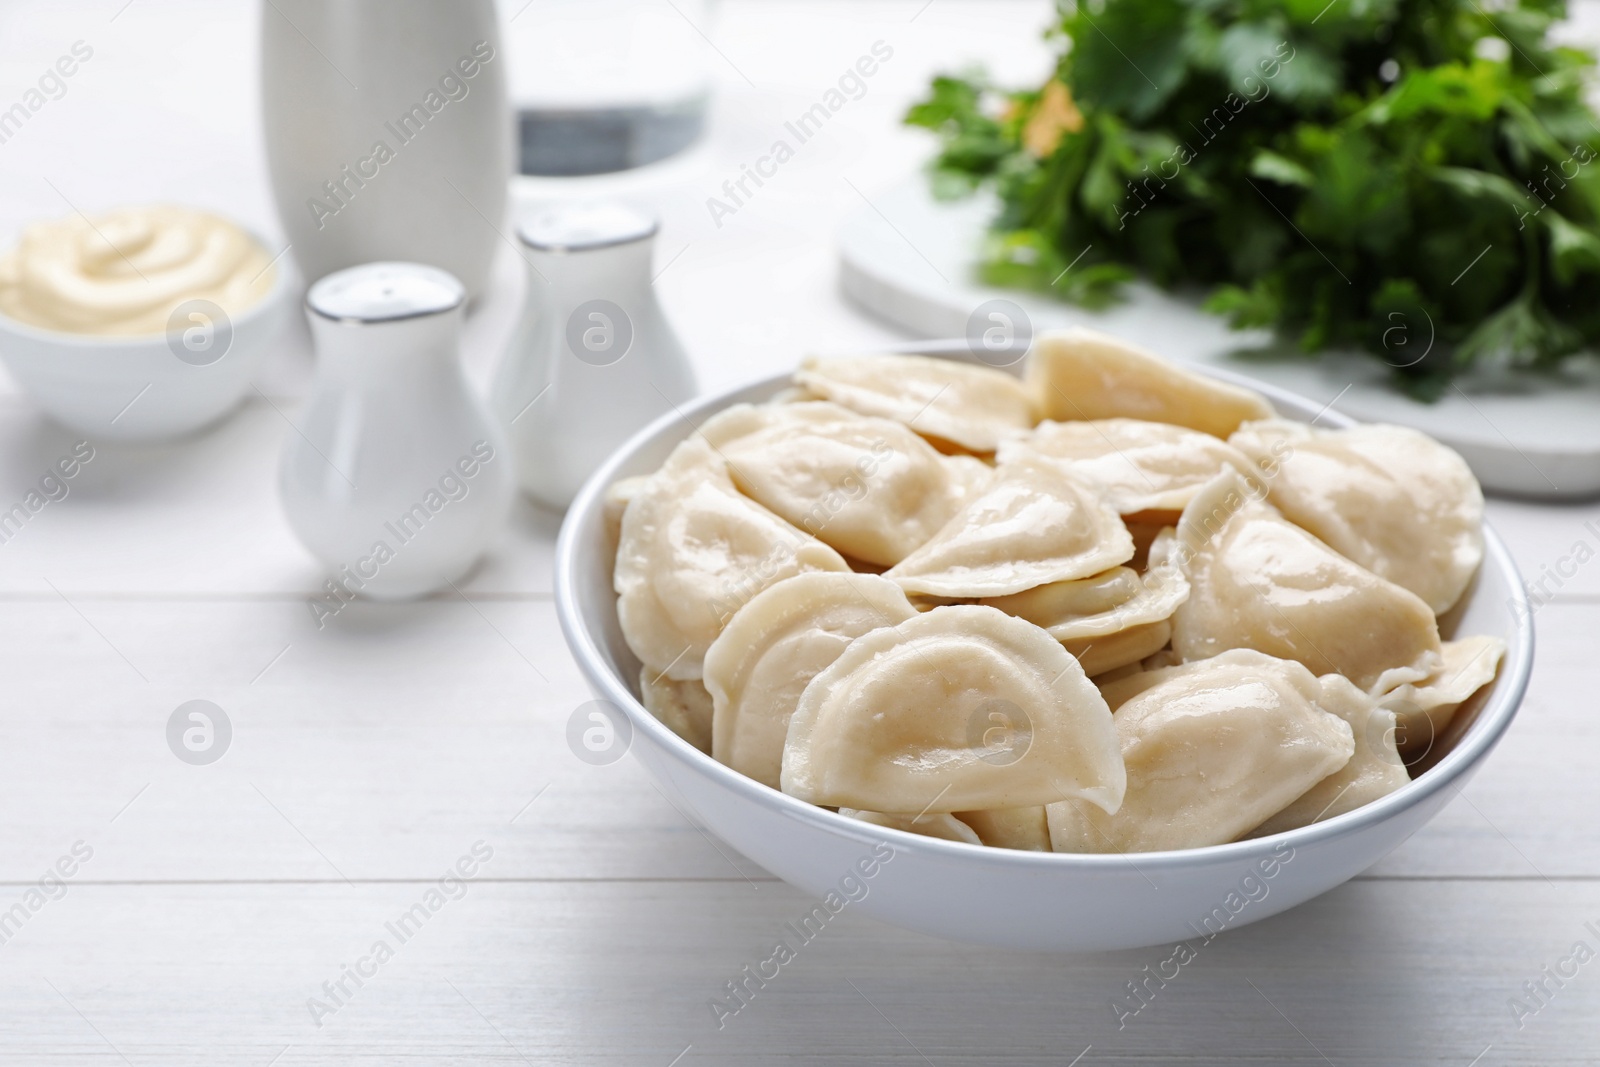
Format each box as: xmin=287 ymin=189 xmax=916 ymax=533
xmin=502 ymin=0 xmax=717 ymax=175
xmin=261 ymin=0 xmax=511 ymax=299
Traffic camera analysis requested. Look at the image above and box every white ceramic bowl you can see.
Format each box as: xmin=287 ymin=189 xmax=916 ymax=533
xmin=0 ymin=247 xmax=290 ymax=442
xmin=554 ymin=359 xmax=1534 ymax=951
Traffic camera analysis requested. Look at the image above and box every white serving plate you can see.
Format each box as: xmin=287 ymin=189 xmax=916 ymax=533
xmin=837 ymin=178 xmax=1600 ymax=500
xmin=554 ymin=356 xmax=1534 ymax=951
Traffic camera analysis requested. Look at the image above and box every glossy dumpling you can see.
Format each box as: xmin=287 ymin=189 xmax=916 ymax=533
xmin=794 ymin=353 xmax=1036 ymax=453
xmin=1062 ymin=619 xmax=1173 ymax=677
xmin=987 ymin=558 xmax=1184 ymax=675
xmin=942 ymin=453 xmax=995 ymax=502
xmin=703 ymin=572 xmax=918 ymax=789
xmin=711 ymin=402 xmax=969 ymax=567
xmin=978 ymin=560 xmax=1183 ymax=679
xmin=782 ymin=605 xmax=1126 ymax=815
xmin=1093 ymin=661 xmax=1145 ymax=686
xmin=603 ymin=475 xmax=649 ymax=544
xmin=1026 ymin=328 xmax=1274 ymax=438
xmin=885 ymin=455 xmax=1133 ymax=597
xmin=615 ymin=437 xmax=849 ymax=680
xmin=1380 ymin=635 xmax=1505 ymax=750
xmin=1096 ymin=659 xmax=1169 ymax=711
xmin=1246 ymin=673 xmax=1410 ymax=838
xmin=955 ymin=807 xmax=1051 ymax=851
xmin=1229 ymin=419 xmax=1484 ymax=614
xmin=839 ymin=808 xmax=982 ymax=845
xmin=1141 ymin=647 xmax=1183 ymax=672
xmin=640 ymin=668 xmax=714 ymax=754
xmin=981 ymin=562 xmax=1188 ymax=641
xmin=1001 ymin=418 xmax=1258 ymax=516
xmin=1168 ymin=472 xmax=1441 ymax=692
xmin=1125 ymin=518 xmax=1167 ymax=570
xmin=1047 ymin=650 xmax=1355 ymax=853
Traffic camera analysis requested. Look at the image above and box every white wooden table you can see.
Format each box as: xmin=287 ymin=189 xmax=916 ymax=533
xmin=1 ymin=2 xmax=1597 ymax=1063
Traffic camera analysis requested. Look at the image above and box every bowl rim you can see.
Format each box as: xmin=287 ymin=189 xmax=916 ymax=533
xmin=0 ymin=218 xmax=291 ymax=348
xmin=555 ymin=358 xmax=1535 ymax=869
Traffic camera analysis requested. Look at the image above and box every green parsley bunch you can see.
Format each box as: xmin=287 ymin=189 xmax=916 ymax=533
xmin=906 ymin=0 xmax=1600 ymax=396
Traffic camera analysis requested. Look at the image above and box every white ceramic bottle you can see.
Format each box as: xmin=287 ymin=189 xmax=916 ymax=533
xmin=281 ymin=263 xmax=512 ymax=601
xmin=490 ymin=203 xmax=697 ymax=508
xmin=260 ymin=0 xmax=510 ymax=299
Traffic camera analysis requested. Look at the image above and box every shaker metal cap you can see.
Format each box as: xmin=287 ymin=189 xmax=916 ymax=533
xmin=307 ymin=262 xmax=466 ymax=324
xmin=516 ymin=202 xmax=658 ymax=252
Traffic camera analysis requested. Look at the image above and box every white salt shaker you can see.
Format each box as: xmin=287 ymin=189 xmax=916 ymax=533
xmin=280 ymin=263 xmax=512 ymax=602
xmin=490 ymin=203 xmax=697 ymax=509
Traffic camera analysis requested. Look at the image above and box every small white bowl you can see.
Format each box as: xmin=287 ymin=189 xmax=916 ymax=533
xmin=0 ymin=245 xmax=290 ymax=442
xmin=554 ymin=357 xmax=1534 ymax=951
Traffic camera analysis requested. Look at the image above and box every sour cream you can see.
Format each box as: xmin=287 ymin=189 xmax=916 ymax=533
xmin=0 ymin=205 xmax=275 ymax=336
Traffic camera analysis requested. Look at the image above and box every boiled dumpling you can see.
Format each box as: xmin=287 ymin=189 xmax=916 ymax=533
xmin=1001 ymin=418 xmax=1258 ymax=518
xmin=1229 ymin=419 xmax=1484 ymax=614
xmin=955 ymin=807 xmax=1051 ymax=851
xmin=885 ymin=455 xmax=1133 ymax=597
xmin=782 ymin=605 xmax=1126 ymax=814
xmin=615 ymin=437 xmax=849 ymax=680
xmin=1062 ymin=620 xmax=1173 ymax=677
xmin=978 ymin=559 xmax=1185 ymax=677
xmin=942 ymin=453 xmax=995 ymax=502
xmin=839 ymin=808 xmax=983 ymax=845
xmin=1047 ymin=650 xmax=1355 ymax=853
xmin=1167 ymin=472 xmax=1441 ymax=692
xmin=688 ymin=401 xmax=775 ymax=449
xmin=1096 ymin=659 xmax=1171 ymax=710
xmin=603 ymin=475 xmax=649 ymax=544
xmin=703 ymin=572 xmax=918 ymax=789
xmin=709 ymin=402 xmax=970 ymax=566
xmin=1380 ymin=635 xmax=1505 ymax=751
xmin=1141 ymin=647 xmax=1183 ymax=672
xmin=985 ymin=559 xmax=1186 ymax=676
xmin=982 ymin=562 xmax=1188 ymax=641
xmin=1093 ymin=661 xmax=1145 ymax=686
xmin=1246 ymin=673 xmax=1410 ymax=838
xmin=1026 ymin=327 xmax=1274 ymax=438
xmin=795 ymin=353 xmax=1036 ymax=452
xmin=1125 ymin=518 xmax=1168 ymax=570
xmin=640 ymin=668 xmax=714 ymax=754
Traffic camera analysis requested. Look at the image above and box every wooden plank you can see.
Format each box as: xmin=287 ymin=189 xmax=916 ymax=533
xmin=0 ymin=596 xmax=767 ymax=884
xmin=0 ymin=879 xmax=1596 ymax=1065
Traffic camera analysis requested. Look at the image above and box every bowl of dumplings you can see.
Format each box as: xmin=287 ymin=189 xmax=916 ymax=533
xmin=554 ymin=328 xmax=1533 ymax=951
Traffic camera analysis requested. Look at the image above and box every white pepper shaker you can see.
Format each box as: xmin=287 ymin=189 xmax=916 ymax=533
xmin=489 ymin=203 xmax=697 ymax=509
xmin=280 ymin=262 xmax=513 ymax=604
